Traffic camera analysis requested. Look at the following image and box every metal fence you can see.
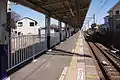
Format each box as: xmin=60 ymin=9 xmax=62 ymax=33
xmin=7 ymin=35 xmax=47 ymax=71
xmin=7 ymin=31 xmax=71 ymax=72
xmin=61 ymin=31 xmax=66 ymax=41
xmin=50 ymin=32 xmax=60 ymax=47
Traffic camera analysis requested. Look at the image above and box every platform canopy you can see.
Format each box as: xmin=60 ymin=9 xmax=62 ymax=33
xmin=11 ymin=0 xmax=91 ymax=28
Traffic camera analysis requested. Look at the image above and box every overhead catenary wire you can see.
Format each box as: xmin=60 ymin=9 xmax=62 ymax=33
xmin=84 ymin=0 xmax=109 ymax=27
xmin=94 ymin=0 xmax=109 ymax=24
xmin=97 ymin=0 xmax=109 ymax=14
xmin=94 ymin=0 xmax=105 ymax=13
xmin=99 ymin=0 xmax=109 ymax=10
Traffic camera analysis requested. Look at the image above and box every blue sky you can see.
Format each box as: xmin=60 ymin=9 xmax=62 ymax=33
xmin=11 ymin=0 xmax=119 ymax=28
xmin=86 ymin=0 xmax=119 ymax=24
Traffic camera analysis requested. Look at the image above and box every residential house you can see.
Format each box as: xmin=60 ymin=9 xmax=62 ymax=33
xmin=104 ymin=16 xmax=111 ymax=32
xmin=99 ymin=24 xmax=108 ymax=35
xmin=107 ymin=1 xmax=120 ymax=46
xmin=108 ymin=1 xmax=120 ymax=35
xmin=99 ymin=16 xmax=111 ymax=35
xmin=13 ymin=17 xmax=40 ymax=36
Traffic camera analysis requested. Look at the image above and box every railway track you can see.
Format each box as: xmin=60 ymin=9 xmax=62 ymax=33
xmin=96 ymin=43 xmax=120 ymax=73
xmin=84 ymin=33 xmax=120 ymax=80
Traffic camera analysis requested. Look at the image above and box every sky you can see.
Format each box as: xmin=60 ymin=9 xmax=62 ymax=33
xmin=11 ymin=0 xmax=119 ymax=28
xmin=85 ymin=0 xmax=119 ymax=25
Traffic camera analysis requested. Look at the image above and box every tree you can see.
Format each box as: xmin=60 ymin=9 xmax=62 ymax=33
xmin=11 ymin=11 xmax=21 ymax=21
xmin=10 ymin=11 xmax=21 ymax=29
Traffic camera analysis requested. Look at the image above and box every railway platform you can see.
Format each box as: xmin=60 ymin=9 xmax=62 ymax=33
xmin=9 ymin=31 xmax=100 ymax=80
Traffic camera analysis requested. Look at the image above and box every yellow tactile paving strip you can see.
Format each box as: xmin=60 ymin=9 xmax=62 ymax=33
xmin=64 ymin=56 xmax=77 ymax=80
xmin=65 ymin=33 xmax=80 ymax=80
xmin=64 ymin=31 xmax=100 ymax=80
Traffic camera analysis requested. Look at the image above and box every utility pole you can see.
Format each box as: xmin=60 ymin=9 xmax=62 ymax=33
xmin=93 ymin=13 xmax=96 ymax=24
xmin=88 ymin=20 xmax=89 ymax=29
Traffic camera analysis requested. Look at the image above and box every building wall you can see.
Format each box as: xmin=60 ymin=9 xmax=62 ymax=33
xmin=104 ymin=16 xmax=109 ymax=24
xmin=108 ymin=2 xmax=120 ymax=45
xmin=109 ymin=15 xmax=120 ymax=45
xmin=14 ymin=18 xmax=40 ymax=35
xmin=112 ymin=15 xmax=120 ymax=33
xmin=108 ymin=2 xmax=120 ymax=34
xmin=109 ymin=2 xmax=120 ymax=16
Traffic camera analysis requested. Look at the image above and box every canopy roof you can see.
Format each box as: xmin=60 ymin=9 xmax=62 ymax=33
xmin=11 ymin=0 xmax=91 ymax=28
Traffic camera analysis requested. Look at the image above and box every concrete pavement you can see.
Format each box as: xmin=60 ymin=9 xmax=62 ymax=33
xmin=10 ymin=31 xmax=78 ymax=80
xmin=64 ymin=31 xmax=100 ymax=80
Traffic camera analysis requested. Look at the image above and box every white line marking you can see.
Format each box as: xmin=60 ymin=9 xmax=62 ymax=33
xmin=45 ymin=63 xmax=50 ymax=68
xmin=77 ymin=68 xmax=83 ymax=80
xmin=72 ymin=49 xmax=74 ymax=53
xmin=32 ymin=59 xmax=37 ymax=62
xmin=80 ymin=47 xmax=84 ymax=53
xmin=59 ymin=67 xmax=68 ymax=80
xmin=5 ymin=77 xmax=10 ymax=80
xmin=40 ymin=59 xmax=46 ymax=63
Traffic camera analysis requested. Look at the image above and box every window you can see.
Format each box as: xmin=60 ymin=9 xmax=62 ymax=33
xmin=18 ymin=32 xmax=21 ymax=35
xmin=18 ymin=22 xmax=23 ymax=27
xmin=116 ymin=24 xmax=120 ymax=29
xmin=116 ymin=10 xmax=119 ymax=15
xmin=30 ymin=22 xmax=34 ymax=27
xmin=15 ymin=31 xmax=17 ymax=34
